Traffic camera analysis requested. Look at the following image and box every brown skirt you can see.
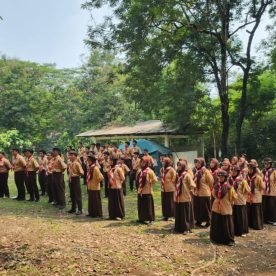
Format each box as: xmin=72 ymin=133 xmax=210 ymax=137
xmin=262 ymin=195 xmax=276 ymax=223
xmin=247 ymin=202 xmax=263 ymax=230
xmin=210 ymin=212 xmax=235 ymax=245
xmin=233 ymin=205 xmax=249 ymax=236
xmin=88 ymin=190 xmax=102 ymax=217
xmin=161 ymin=191 xmax=175 ymax=218
xmin=137 ymin=194 xmax=155 ymax=222
xmin=174 ymin=202 xmax=192 ymax=232
xmin=108 ymin=188 xmax=125 ymax=219
xmin=193 ymin=195 xmax=211 ymax=223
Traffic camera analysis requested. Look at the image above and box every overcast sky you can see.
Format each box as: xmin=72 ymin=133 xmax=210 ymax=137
xmin=0 ymin=1 xmax=272 ymax=69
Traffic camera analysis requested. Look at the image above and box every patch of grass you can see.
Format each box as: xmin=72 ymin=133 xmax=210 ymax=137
xmin=0 ymin=173 xmax=163 ymax=222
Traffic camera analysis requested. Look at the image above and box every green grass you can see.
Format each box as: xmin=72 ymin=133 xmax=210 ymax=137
xmin=0 ymin=172 xmax=162 ymax=222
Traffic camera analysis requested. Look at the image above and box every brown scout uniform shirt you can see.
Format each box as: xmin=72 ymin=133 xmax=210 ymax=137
xmin=102 ymin=159 xmax=111 ymax=173
xmin=247 ymin=174 xmax=265 ymax=204
xmin=174 ymin=172 xmax=196 ymax=203
xmin=38 ymin=156 xmax=48 ymax=172
xmin=138 ymin=168 xmax=158 ymax=195
xmin=109 ymin=166 xmax=125 ymax=189
xmin=194 ymin=169 xmax=214 ymax=197
xmin=87 ymin=166 xmax=104 ymax=190
xmin=212 ymin=187 xmax=237 ymax=215
xmin=12 ymin=154 xmax=26 ymax=172
xmin=263 ymin=170 xmax=276 ymax=197
xmin=69 ymin=160 xmax=84 ymax=178
xmin=233 ymin=178 xmax=251 ymax=206
xmin=52 ymin=155 xmax=67 ymax=173
xmin=0 ymin=158 xmax=12 ymax=173
xmin=132 ymin=158 xmax=141 ymax=171
xmin=160 ymin=167 xmax=176 ymax=192
xmin=26 ymin=156 xmax=39 ymax=172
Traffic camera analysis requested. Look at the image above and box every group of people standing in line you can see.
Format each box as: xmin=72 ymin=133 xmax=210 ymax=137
xmin=0 ymin=141 xmax=275 ymax=246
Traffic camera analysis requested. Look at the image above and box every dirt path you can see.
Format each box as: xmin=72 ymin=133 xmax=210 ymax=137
xmin=0 ymin=211 xmax=275 ymax=276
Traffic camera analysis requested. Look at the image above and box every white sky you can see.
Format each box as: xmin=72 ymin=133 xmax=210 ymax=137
xmin=0 ymin=1 xmax=272 ymax=70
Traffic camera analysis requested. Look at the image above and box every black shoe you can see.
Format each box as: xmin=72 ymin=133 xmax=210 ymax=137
xmin=18 ymin=198 xmax=25 ymax=201
xmin=162 ymin=217 xmax=169 ymax=221
xmin=58 ymin=205 xmax=66 ymax=210
xmin=204 ymin=222 xmax=210 ymax=228
xmin=67 ymin=210 xmax=76 ymax=214
xmin=76 ymin=211 xmax=83 ymax=215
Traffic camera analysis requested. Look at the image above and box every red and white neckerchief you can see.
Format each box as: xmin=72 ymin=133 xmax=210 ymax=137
xmin=25 ymin=157 xmax=32 ymax=177
xmin=175 ymin=171 xmax=187 ymax=203
xmin=161 ymin=166 xmax=171 ymax=192
xmin=138 ymin=167 xmax=151 ymax=195
xmin=87 ymin=164 xmax=96 ymax=185
xmin=263 ymin=168 xmax=274 ymax=193
xmin=247 ymin=174 xmax=257 ymax=204
xmin=217 ymin=182 xmax=228 ymax=211
xmin=228 ymin=175 xmax=242 ymax=190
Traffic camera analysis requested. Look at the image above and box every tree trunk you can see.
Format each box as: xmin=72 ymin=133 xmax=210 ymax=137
xmin=220 ymin=96 xmax=229 ymax=157
xmin=236 ymin=69 xmax=249 ymax=155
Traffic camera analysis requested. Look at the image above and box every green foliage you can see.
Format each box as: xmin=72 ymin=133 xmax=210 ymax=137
xmin=0 ymin=129 xmax=32 ymax=154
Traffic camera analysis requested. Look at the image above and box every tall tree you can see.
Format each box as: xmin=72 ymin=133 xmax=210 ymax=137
xmin=83 ymin=0 xmax=274 ymax=156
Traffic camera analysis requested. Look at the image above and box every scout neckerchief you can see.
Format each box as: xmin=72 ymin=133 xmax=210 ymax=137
xmin=161 ymin=166 xmax=172 ymax=192
xmin=108 ymin=165 xmax=124 ymax=188
xmin=247 ymin=173 xmax=257 ymax=204
xmin=228 ymin=175 xmax=243 ymax=191
xmin=214 ymin=181 xmax=230 ymax=211
xmin=262 ymin=167 xmax=274 ymax=193
xmin=175 ymin=171 xmax=187 ymax=203
xmin=25 ymin=156 xmax=32 ymax=177
xmin=138 ymin=167 xmax=151 ymax=195
xmin=87 ymin=163 xmax=96 ymax=185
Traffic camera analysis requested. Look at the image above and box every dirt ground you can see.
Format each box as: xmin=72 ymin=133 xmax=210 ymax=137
xmin=0 ymin=178 xmax=276 ymax=276
xmin=0 ymin=207 xmax=275 ymax=276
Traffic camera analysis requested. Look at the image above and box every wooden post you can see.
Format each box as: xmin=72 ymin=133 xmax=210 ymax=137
xmin=164 ymin=135 xmax=170 ymax=147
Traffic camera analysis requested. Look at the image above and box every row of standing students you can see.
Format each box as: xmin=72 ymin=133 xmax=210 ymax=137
xmin=1 ymin=148 xmax=275 ymax=246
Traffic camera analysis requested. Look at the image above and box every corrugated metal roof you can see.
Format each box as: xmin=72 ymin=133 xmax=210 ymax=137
xmin=76 ymin=120 xmax=204 ymax=138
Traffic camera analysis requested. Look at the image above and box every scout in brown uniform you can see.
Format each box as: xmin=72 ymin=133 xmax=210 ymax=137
xmin=102 ymin=151 xmax=111 ymax=198
xmin=122 ymin=142 xmax=132 ymax=170
xmin=120 ymin=159 xmax=130 ymax=196
xmin=132 ymin=140 xmax=141 ymax=156
xmin=137 ymin=156 xmax=158 ymax=225
xmin=111 ymin=145 xmax=122 ymax=162
xmin=238 ymin=157 xmax=248 ymax=178
xmin=38 ymin=150 xmax=47 ymax=196
xmin=24 ymin=149 xmax=40 ymax=202
xmin=193 ymin=157 xmax=214 ymax=228
xmin=221 ymin=158 xmax=231 ymax=174
xmin=262 ymin=158 xmax=276 ymax=226
xmin=52 ymin=147 xmax=67 ymax=209
xmin=0 ymin=152 xmax=12 ymax=198
xmin=160 ymin=157 xmax=176 ymax=220
xmin=174 ymin=161 xmax=196 ymax=234
xmin=12 ymin=148 xmax=26 ymax=200
xmin=130 ymin=152 xmax=140 ymax=191
xmin=229 ymin=165 xmax=251 ymax=236
xmin=143 ymin=149 xmax=154 ymax=168
xmin=87 ymin=155 xmax=104 ymax=217
xmin=210 ymin=170 xmax=237 ymax=246
xmin=246 ymin=162 xmax=265 ymax=230
xmin=46 ymin=152 xmax=55 ymax=203
xmin=108 ymin=159 xmax=125 ymax=220
xmin=209 ymin=158 xmax=220 ymax=206
xmin=67 ymin=151 xmax=84 ymax=215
